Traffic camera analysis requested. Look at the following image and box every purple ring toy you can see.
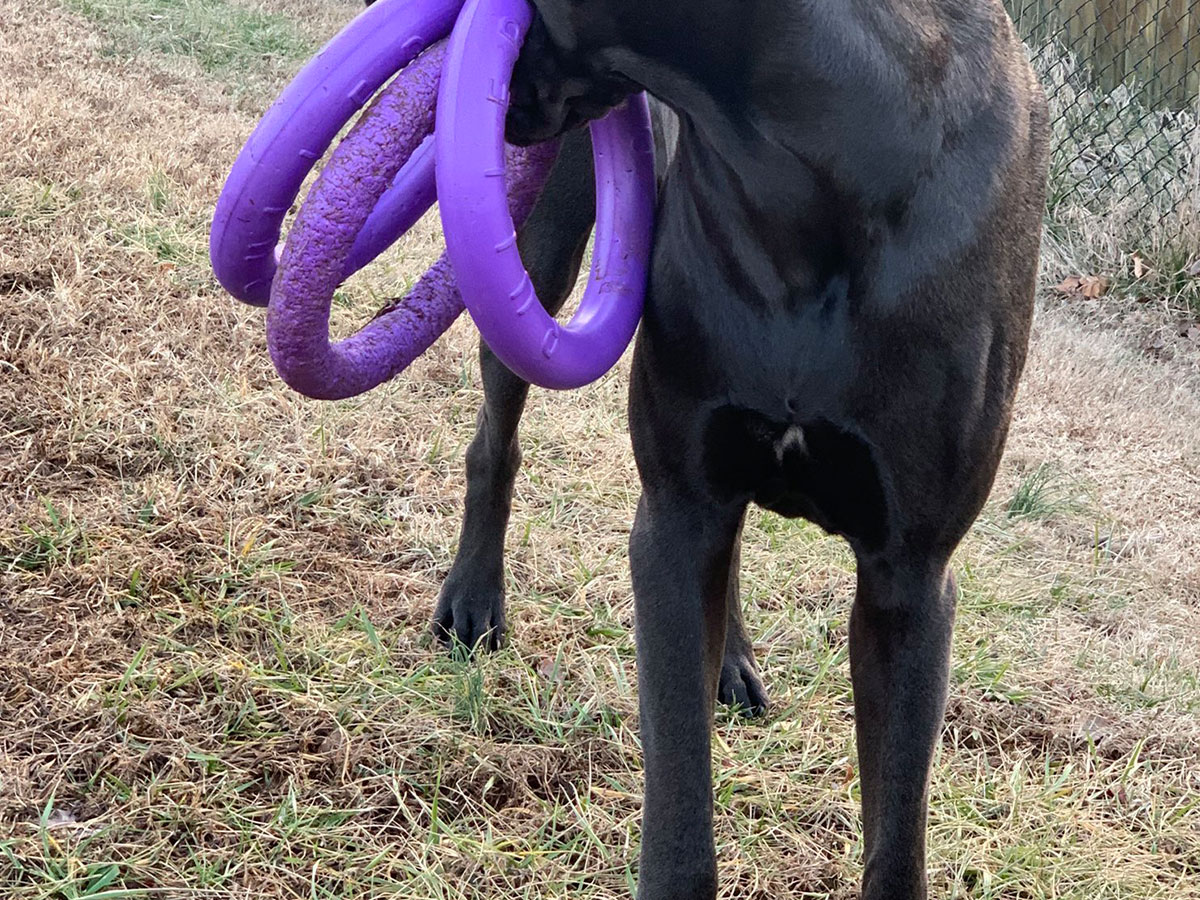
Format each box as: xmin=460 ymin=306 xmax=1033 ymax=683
xmin=267 ymin=44 xmax=559 ymax=399
xmin=437 ymin=0 xmax=655 ymax=389
xmin=210 ymin=0 xmax=464 ymax=307
xmin=209 ymin=0 xmax=655 ymax=396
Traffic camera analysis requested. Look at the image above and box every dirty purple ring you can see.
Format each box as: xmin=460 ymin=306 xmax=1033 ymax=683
xmin=266 ymin=43 xmax=559 ymax=399
xmin=210 ymin=0 xmax=462 ymax=308
xmin=209 ymin=0 xmax=654 ymax=395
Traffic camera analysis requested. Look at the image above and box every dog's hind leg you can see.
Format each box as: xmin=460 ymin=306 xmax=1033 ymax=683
xmin=716 ymin=514 xmax=768 ymax=716
xmin=433 ymin=131 xmax=596 ymax=651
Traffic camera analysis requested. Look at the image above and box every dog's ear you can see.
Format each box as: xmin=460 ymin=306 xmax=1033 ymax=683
xmin=506 ymin=13 xmax=633 ymax=145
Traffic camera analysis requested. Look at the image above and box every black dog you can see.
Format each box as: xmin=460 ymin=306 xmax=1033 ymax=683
xmin=368 ymin=0 xmax=1048 ymax=896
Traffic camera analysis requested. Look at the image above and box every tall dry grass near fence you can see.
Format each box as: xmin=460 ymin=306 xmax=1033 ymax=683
xmin=1006 ymin=0 xmax=1199 ymax=304
xmin=1034 ymin=36 xmax=1199 ymax=308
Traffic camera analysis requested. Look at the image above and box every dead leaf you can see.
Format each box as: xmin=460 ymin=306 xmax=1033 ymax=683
xmin=1079 ymin=275 xmax=1108 ymax=299
xmin=318 ymin=730 xmax=345 ymax=755
xmin=536 ymin=656 xmax=565 ymax=684
xmin=1183 ymin=325 xmax=1200 ymax=343
xmin=1186 ymin=258 xmax=1200 ymax=278
xmin=1072 ymin=713 xmax=1116 ymax=746
xmin=1054 ymin=275 xmax=1083 ymax=296
xmin=590 ymin=786 xmax=635 ymax=801
xmin=1142 ymin=334 xmax=1166 ymax=354
xmin=1131 ymin=252 xmax=1146 ymax=279
xmin=1053 ymin=274 xmax=1108 ymax=299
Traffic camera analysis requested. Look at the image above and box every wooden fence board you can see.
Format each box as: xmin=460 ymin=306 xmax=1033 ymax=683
xmin=1004 ymin=0 xmax=1200 ymax=108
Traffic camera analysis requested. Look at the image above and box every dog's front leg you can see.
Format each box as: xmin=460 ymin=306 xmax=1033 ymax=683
xmin=850 ymin=554 xmax=957 ymax=900
xmin=630 ymin=488 xmax=743 ymax=900
xmin=433 ymin=132 xmax=596 ymax=650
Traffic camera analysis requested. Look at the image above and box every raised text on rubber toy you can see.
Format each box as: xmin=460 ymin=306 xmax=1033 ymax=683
xmin=266 ymin=45 xmax=561 ymax=401
xmin=436 ymin=0 xmax=656 ymax=390
xmin=209 ymin=0 xmax=463 ymax=307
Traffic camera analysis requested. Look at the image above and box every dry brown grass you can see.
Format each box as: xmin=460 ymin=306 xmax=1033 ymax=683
xmin=2 ymin=1 xmax=1199 ymax=897
xmin=1032 ymin=38 xmax=1200 ymax=367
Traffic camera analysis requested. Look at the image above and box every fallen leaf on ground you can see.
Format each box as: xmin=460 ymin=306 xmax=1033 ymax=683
xmin=1080 ymin=275 xmax=1109 ymax=298
xmin=1053 ymin=274 xmax=1108 ymax=299
xmin=536 ymin=656 xmax=565 ymax=684
xmin=1054 ymin=275 xmax=1083 ymax=295
xmin=1131 ymin=252 xmax=1146 ymax=279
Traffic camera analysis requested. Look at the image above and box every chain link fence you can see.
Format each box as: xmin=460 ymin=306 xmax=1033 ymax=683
xmin=1004 ymin=0 xmax=1198 ymax=247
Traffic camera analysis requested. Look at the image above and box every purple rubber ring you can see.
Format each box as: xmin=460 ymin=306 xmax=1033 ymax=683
xmin=210 ymin=0 xmax=464 ymax=306
xmin=437 ymin=0 xmax=656 ymax=389
xmin=266 ymin=44 xmax=560 ymax=400
xmin=211 ymin=0 xmax=655 ymax=397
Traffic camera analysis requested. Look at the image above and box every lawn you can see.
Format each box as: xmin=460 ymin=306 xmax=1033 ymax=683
xmin=1 ymin=1 xmax=1198 ymax=897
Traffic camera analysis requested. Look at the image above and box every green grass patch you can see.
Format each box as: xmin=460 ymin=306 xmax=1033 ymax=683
xmin=61 ymin=0 xmax=313 ymax=86
xmin=1006 ymin=462 xmax=1085 ymax=522
xmin=115 ymin=219 xmax=206 ymax=265
xmin=0 ymin=501 xmax=90 ymax=574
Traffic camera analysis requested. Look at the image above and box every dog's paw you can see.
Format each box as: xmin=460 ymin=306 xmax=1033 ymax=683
xmin=718 ymin=650 xmax=769 ymax=717
xmin=431 ymin=576 xmax=507 ymax=654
